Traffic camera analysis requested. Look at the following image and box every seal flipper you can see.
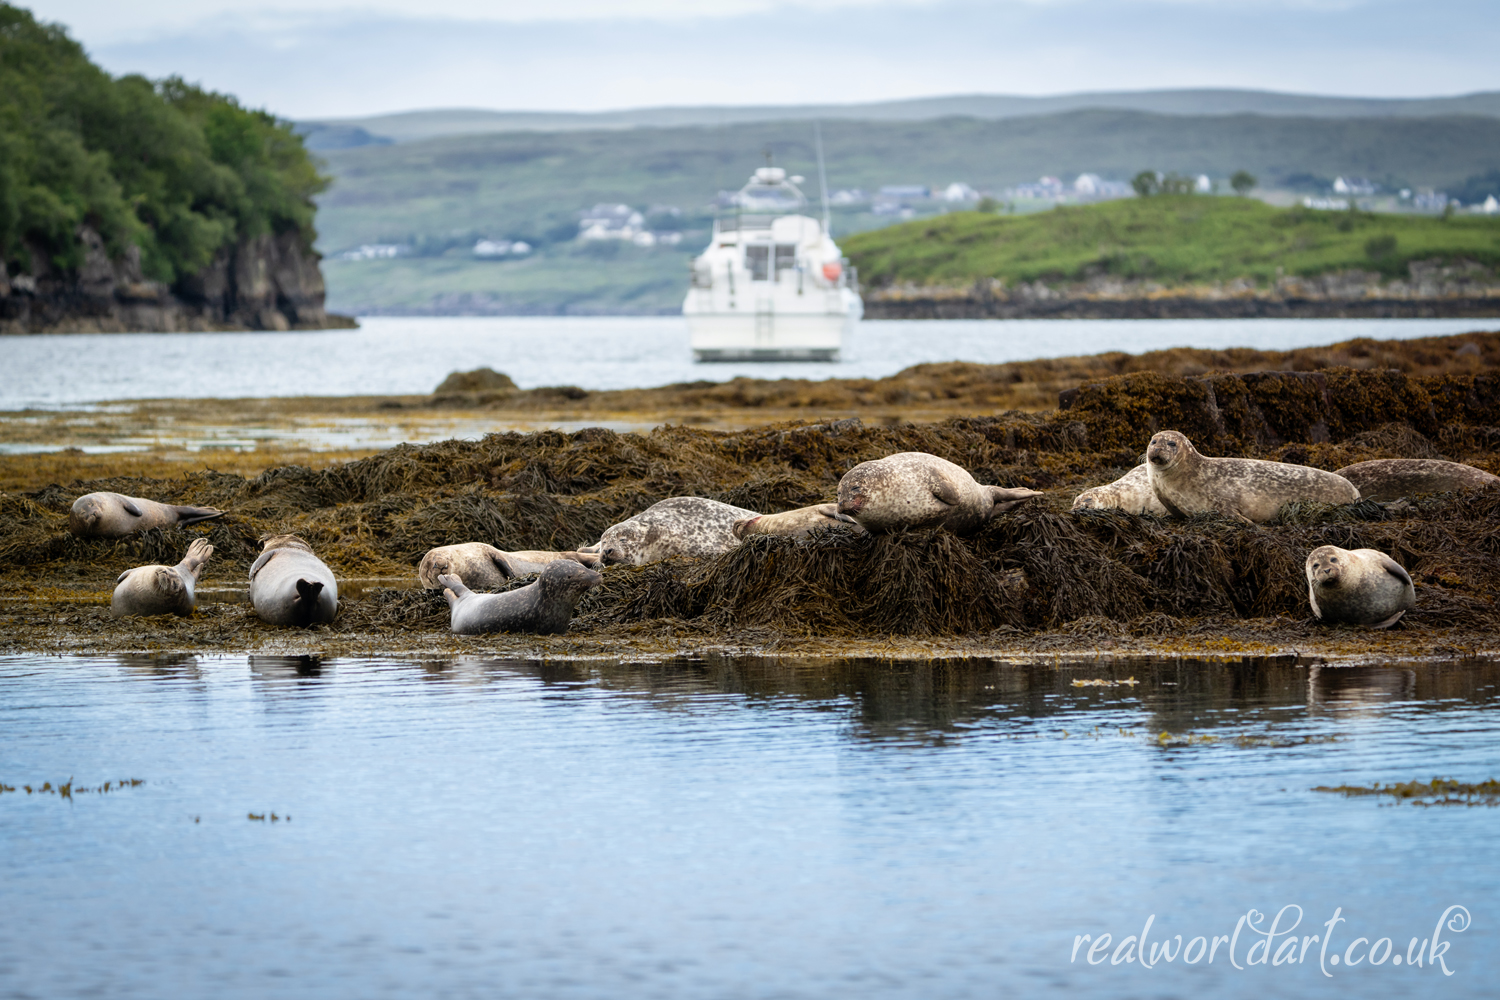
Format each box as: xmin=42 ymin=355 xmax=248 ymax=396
xmin=437 ymin=573 xmax=472 ymax=608
xmin=120 ymin=497 xmax=143 ymax=517
xmin=985 ymin=486 xmax=1044 ymax=518
xmin=170 ymin=504 xmax=225 ymax=527
xmin=1378 ymin=554 xmax=1413 ymax=589
xmin=293 ymin=579 xmax=325 ymax=626
xmin=177 ymin=538 xmax=214 ymax=581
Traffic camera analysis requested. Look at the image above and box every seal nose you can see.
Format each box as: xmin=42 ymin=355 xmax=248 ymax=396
xmin=837 ymin=495 xmax=865 ymax=516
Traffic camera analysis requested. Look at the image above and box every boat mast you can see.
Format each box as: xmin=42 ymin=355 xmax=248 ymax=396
xmin=814 ymin=121 xmax=831 ymax=236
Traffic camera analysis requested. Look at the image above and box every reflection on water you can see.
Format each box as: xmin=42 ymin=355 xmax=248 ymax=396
xmin=0 ymin=653 xmax=1495 ymax=998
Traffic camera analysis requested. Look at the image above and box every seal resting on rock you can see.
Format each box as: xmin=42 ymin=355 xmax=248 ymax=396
xmin=599 ymin=497 xmax=760 ymax=566
xmin=1146 ymin=430 xmax=1358 ymax=523
xmin=731 ymin=503 xmax=866 ymax=540
xmin=248 ymin=534 xmax=338 ymax=627
xmin=418 ymin=543 xmax=602 ymax=590
xmin=69 ymin=492 xmax=224 ymax=539
xmin=1305 ymin=545 xmax=1415 ymax=628
xmin=439 ymin=560 xmax=602 ymax=635
xmin=1071 ymin=464 xmax=1168 ymax=515
xmin=1333 ymin=459 xmax=1500 ymax=502
xmin=836 ymin=452 xmax=1042 ymax=534
xmin=111 ymin=538 xmax=214 ymax=617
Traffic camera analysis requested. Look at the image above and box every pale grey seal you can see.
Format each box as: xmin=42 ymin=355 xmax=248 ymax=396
xmin=835 ymin=452 xmax=1042 ymax=534
xmin=69 ymin=492 xmax=224 ymax=539
xmin=1333 ymin=459 xmax=1500 ymax=502
xmin=439 ymin=560 xmax=603 ymax=635
xmin=599 ymin=497 xmax=760 ymax=566
xmin=417 ymin=543 xmax=602 ymax=590
xmin=1071 ymin=464 xmax=1168 ymax=515
xmin=247 ymin=534 xmax=338 ymax=627
xmin=1146 ymin=430 xmax=1358 ymax=523
xmin=110 ymin=538 xmax=214 ymax=617
xmin=1306 ymin=545 xmax=1415 ymax=628
xmin=731 ymin=503 xmax=866 ymax=540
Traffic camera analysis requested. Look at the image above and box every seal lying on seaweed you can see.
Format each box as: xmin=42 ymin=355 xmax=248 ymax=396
xmin=69 ymin=492 xmax=224 ymax=539
xmin=1334 ymin=459 xmax=1500 ymax=502
xmin=1306 ymin=545 xmax=1415 ymax=628
xmin=732 ymin=504 xmax=865 ymax=540
xmin=439 ymin=560 xmax=602 ymax=635
xmin=599 ymin=497 xmax=760 ymax=566
xmin=111 ymin=538 xmax=214 ymax=617
xmin=836 ymin=452 xmax=1042 ymax=534
xmin=418 ymin=543 xmax=601 ymax=590
xmin=1071 ymin=464 xmax=1167 ymax=515
xmin=248 ymin=534 xmax=338 ymax=627
xmin=1146 ymin=431 xmax=1358 ymax=523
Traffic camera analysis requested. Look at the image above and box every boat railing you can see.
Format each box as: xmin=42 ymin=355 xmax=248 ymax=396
xmin=714 ymin=215 xmax=776 ymax=234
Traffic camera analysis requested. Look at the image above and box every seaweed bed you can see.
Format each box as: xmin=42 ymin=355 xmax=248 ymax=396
xmin=6 ymin=360 xmax=1500 ymax=661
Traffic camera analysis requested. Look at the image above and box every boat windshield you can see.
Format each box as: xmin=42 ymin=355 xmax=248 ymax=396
xmin=731 ymin=167 xmax=807 ymax=213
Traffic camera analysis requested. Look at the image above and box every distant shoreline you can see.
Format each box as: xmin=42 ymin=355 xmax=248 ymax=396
xmin=864 ymin=295 xmax=1500 ymax=321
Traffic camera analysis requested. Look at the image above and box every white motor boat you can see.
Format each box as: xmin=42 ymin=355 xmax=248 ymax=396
xmin=684 ymin=165 xmax=861 ymax=362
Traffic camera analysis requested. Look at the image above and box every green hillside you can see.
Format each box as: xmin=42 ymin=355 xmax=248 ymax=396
xmin=843 ymin=196 xmax=1500 ymax=288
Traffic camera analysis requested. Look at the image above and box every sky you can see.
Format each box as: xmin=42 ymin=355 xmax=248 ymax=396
xmin=22 ymin=0 xmax=1500 ymax=121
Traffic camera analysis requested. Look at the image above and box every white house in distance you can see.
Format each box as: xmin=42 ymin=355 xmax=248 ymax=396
xmin=578 ymin=204 xmax=646 ymax=241
xmin=473 ymin=239 xmax=532 ymax=257
xmin=940 ymin=182 xmax=978 ymax=202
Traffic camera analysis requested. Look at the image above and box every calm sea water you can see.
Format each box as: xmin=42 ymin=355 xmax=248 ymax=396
xmin=0 ymin=316 xmax=1491 ymax=409
xmin=1 ymin=654 xmax=1494 ymax=999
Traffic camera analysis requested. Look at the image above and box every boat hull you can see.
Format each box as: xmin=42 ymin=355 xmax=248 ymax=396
xmin=686 ymin=300 xmax=861 ymax=362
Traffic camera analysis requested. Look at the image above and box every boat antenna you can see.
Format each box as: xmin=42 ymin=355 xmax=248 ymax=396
xmin=814 ymin=121 xmax=831 ymax=235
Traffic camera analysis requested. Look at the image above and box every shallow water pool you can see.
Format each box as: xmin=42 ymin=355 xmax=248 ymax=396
xmin=1 ymin=654 xmax=1495 ymax=998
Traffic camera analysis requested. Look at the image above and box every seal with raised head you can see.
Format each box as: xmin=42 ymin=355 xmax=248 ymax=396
xmin=1146 ymin=431 xmax=1358 ymax=523
xmin=1333 ymin=459 xmax=1500 ymax=502
xmin=731 ymin=503 xmax=866 ymax=540
xmin=248 ymin=534 xmax=338 ymax=627
xmin=69 ymin=492 xmax=224 ymax=539
xmin=439 ymin=559 xmax=603 ymax=635
xmin=1306 ymin=545 xmax=1415 ymax=628
xmin=418 ymin=543 xmax=602 ymax=590
xmin=111 ymin=538 xmax=214 ymax=617
xmin=835 ymin=452 xmax=1042 ymax=534
xmin=1071 ymin=464 xmax=1168 ymax=515
xmin=599 ymin=497 xmax=760 ymax=566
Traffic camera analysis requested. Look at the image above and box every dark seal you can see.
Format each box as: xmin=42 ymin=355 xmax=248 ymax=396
xmin=440 ymin=559 xmax=603 ymax=635
xmin=1334 ymin=459 xmax=1500 ymax=502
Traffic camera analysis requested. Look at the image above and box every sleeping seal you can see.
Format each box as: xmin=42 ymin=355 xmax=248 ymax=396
xmin=111 ymin=538 xmax=214 ymax=617
xmin=69 ymin=492 xmax=224 ymax=539
xmin=1071 ymin=464 xmax=1168 ymax=515
xmin=1333 ymin=459 xmax=1500 ymax=502
xmin=439 ymin=560 xmax=603 ymax=635
xmin=836 ymin=452 xmax=1042 ymax=534
xmin=247 ymin=534 xmax=338 ymax=627
xmin=731 ymin=503 xmax=866 ymax=540
xmin=1305 ymin=545 xmax=1415 ymax=628
xmin=1146 ymin=430 xmax=1358 ymax=523
xmin=599 ymin=497 xmax=760 ymax=566
xmin=417 ymin=543 xmax=602 ymax=590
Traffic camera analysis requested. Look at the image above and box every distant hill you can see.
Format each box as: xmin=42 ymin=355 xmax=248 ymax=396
xmin=302 ymin=88 xmax=1500 ymax=148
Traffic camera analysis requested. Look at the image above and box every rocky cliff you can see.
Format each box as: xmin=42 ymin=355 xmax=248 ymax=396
xmin=0 ymin=226 xmax=356 ymax=334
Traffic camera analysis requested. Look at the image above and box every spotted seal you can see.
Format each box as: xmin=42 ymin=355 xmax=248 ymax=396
xmin=1333 ymin=459 xmax=1500 ymax=502
xmin=110 ymin=538 xmax=214 ymax=617
xmin=1071 ymin=464 xmax=1168 ymax=515
xmin=69 ymin=492 xmax=224 ymax=539
xmin=1305 ymin=545 xmax=1415 ymax=628
xmin=599 ymin=497 xmax=760 ymax=566
xmin=439 ymin=560 xmax=603 ymax=635
xmin=1146 ymin=431 xmax=1358 ymax=523
xmin=247 ymin=534 xmax=338 ymax=627
xmin=731 ymin=503 xmax=866 ymax=540
xmin=835 ymin=452 xmax=1042 ymax=534
xmin=417 ymin=543 xmax=602 ymax=590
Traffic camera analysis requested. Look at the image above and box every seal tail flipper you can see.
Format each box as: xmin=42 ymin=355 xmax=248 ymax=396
xmin=171 ymin=504 xmax=225 ymax=527
xmin=1370 ymin=608 xmax=1407 ymax=629
xmin=294 ymin=579 xmax=325 ymax=625
xmin=178 ymin=538 xmax=215 ymax=580
xmin=986 ymin=486 xmax=1045 ymax=517
xmin=437 ymin=573 xmax=473 ymax=605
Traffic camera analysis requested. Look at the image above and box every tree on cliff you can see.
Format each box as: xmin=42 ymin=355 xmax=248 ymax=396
xmin=0 ymin=3 xmax=327 ymax=286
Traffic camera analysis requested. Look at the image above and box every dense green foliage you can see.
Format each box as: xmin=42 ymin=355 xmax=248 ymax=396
xmin=0 ymin=3 xmax=326 ymax=283
xmin=843 ymin=196 xmax=1500 ymax=287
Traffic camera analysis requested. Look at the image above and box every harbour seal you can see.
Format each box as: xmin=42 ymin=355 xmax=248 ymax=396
xmin=417 ymin=543 xmax=602 ymax=590
xmin=731 ymin=503 xmax=866 ymax=540
xmin=1071 ymin=464 xmax=1168 ymax=515
xmin=1305 ymin=545 xmax=1415 ymax=628
xmin=110 ymin=538 xmax=214 ymax=617
xmin=1333 ymin=459 xmax=1500 ymax=502
xmin=835 ymin=452 xmax=1042 ymax=534
xmin=247 ymin=534 xmax=338 ymax=627
xmin=1146 ymin=431 xmax=1358 ymax=523
xmin=69 ymin=492 xmax=224 ymax=539
xmin=439 ymin=560 xmax=603 ymax=635
xmin=599 ymin=497 xmax=760 ymax=566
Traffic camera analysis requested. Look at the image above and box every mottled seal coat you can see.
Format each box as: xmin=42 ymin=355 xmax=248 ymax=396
xmin=599 ymin=497 xmax=760 ymax=566
xmin=835 ymin=452 xmax=1042 ymax=534
xmin=440 ymin=560 xmax=603 ymax=635
xmin=731 ymin=503 xmax=866 ymax=540
xmin=1306 ymin=545 xmax=1415 ymax=628
xmin=1071 ymin=464 xmax=1168 ymax=515
xmin=69 ymin=492 xmax=224 ymax=539
xmin=248 ymin=534 xmax=338 ymax=627
xmin=417 ymin=543 xmax=602 ymax=590
xmin=1333 ymin=459 xmax=1500 ymax=502
xmin=1146 ymin=431 xmax=1359 ymax=524
xmin=111 ymin=538 xmax=214 ymax=617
